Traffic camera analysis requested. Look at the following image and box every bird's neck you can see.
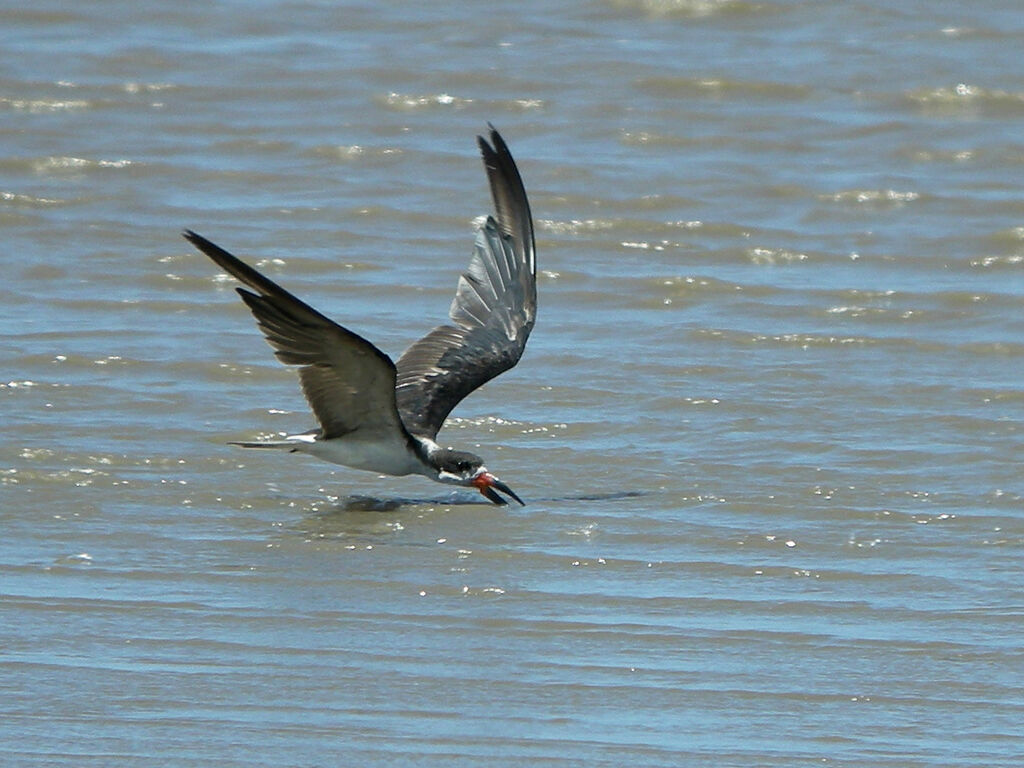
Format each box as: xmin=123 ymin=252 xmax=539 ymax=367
xmin=409 ymin=435 xmax=445 ymax=479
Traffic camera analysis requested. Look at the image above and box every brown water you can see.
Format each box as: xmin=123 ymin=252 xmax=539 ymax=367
xmin=2 ymin=1 xmax=1023 ymax=765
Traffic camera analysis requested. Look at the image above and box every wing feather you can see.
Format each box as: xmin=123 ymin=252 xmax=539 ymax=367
xmin=185 ymin=230 xmax=411 ymax=442
xmin=395 ymin=128 xmax=536 ymax=439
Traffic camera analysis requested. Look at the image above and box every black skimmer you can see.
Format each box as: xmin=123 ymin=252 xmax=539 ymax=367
xmin=185 ymin=127 xmax=535 ymax=505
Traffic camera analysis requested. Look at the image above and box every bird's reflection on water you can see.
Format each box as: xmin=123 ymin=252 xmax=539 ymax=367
xmin=286 ymin=489 xmax=650 ymax=541
xmin=307 ymin=489 xmax=647 ymax=514
xmin=287 ymin=493 xmax=483 ymax=541
xmin=327 ymin=492 xmax=498 ymax=513
xmin=314 ymin=489 xmax=650 ymax=515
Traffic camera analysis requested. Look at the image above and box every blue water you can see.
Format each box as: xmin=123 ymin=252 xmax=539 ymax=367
xmin=2 ymin=1 xmax=1023 ymax=766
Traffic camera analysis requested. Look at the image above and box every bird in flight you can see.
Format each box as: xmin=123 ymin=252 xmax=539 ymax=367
xmin=185 ymin=127 xmax=535 ymax=505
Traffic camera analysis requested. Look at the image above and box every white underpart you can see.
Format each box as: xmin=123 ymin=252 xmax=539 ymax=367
xmin=285 ymin=432 xmax=434 ymax=478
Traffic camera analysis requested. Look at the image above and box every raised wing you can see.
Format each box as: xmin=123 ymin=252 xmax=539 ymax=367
xmin=395 ymin=127 xmax=536 ymax=439
xmin=184 ymin=230 xmax=411 ymax=442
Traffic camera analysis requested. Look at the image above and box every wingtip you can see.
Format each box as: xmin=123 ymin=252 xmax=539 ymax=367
xmin=489 ymin=124 xmax=508 ymax=152
xmin=477 ymin=134 xmax=494 ymax=163
xmin=183 ymin=229 xmax=212 ymax=251
xmin=478 ymin=123 xmax=505 ymax=155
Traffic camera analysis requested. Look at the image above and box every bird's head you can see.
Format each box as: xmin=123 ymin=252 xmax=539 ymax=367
xmin=434 ymin=448 xmax=524 ymax=506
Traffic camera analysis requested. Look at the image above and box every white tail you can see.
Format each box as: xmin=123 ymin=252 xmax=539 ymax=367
xmin=228 ymin=440 xmax=298 ymax=450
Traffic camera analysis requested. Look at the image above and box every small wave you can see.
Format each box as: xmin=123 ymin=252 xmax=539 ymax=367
xmin=376 ymin=91 xmax=545 ymax=113
xmin=51 ymin=79 xmax=175 ymax=94
xmin=694 ymin=328 xmax=1024 ymax=356
xmin=617 ymin=274 xmax=779 ymax=311
xmin=310 ymin=143 xmax=405 ymax=162
xmin=971 ymin=254 xmax=1024 ymax=269
xmin=31 ymin=156 xmax=133 ymax=174
xmin=378 ymin=91 xmax=473 ymax=111
xmin=695 ymin=328 xmax=877 ymax=349
xmin=120 ymin=81 xmax=175 ymax=94
xmin=746 ymin=246 xmax=809 ymax=265
xmin=1 ymin=191 xmax=64 ymax=206
xmin=820 ymin=189 xmax=920 ymax=206
xmin=970 ymin=227 xmax=1024 ymax=269
xmin=636 ymin=75 xmax=811 ymax=100
xmin=902 ymin=147 xmax=976 ymax=164
xmin=905 ymin=83 xmax=1024 ymax=116
xmin=620 ymin=130 xmax=703 ymax=148
xmin=608 ymin=0 xmax=767 ymax=19
xmin=0 ymin=96 xmax=89 ymax=113
xmin=537 ymin=218 xmax=616 ymax=235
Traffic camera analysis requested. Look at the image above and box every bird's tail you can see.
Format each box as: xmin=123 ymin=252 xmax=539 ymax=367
xmin=227 ymin=430 xmax=317 ymax=452
xmin=228 ymin=440 xmax=301 ymax=451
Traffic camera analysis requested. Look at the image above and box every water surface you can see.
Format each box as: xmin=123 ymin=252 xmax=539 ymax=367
xmin=2 ymin=1 xmax=1023 ymax=766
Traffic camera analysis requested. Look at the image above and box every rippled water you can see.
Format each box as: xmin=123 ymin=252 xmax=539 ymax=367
xmin=3 ymin=1 xmax=1023 ymax=766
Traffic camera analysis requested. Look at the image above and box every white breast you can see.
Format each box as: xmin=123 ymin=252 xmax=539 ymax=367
xmin=290 ymin=433 xmax=428 ymax=477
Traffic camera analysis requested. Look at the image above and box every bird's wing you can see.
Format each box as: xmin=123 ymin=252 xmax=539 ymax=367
xmin=395 ymin=127 xmax=536 ymax=439
xmin=185 ymin=230 xmax=411 ymax=442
